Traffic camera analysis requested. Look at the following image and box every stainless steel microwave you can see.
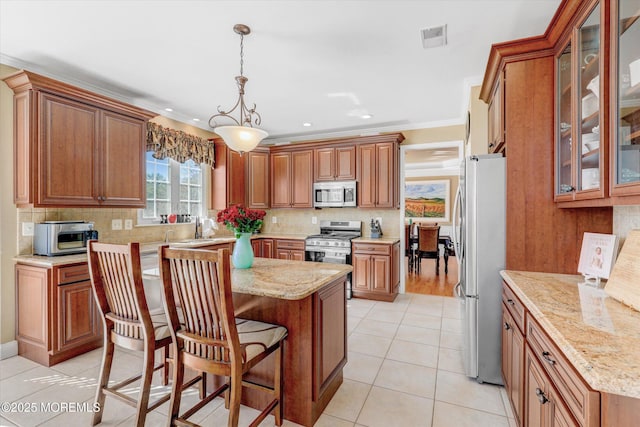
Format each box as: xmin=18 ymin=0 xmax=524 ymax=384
xmin=313 ymin=181 xmax=357 ymax=208
xmin=34 ymin=221 xmax=98 ymax=256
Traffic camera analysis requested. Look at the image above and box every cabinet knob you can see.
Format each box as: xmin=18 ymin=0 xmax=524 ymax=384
xmin=541 ymin=351 xmax=556 ymax=366
xmin=535 ymin=388 xmax=549 ymax=404
xmin=507 ymin=299 xmax=515 ymax=306
xmin=503 ymin=322 xmax=511 ymax=330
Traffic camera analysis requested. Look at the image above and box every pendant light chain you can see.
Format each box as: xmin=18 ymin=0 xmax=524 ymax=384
xmin=239 ymin=32 xmax=244 ymax=77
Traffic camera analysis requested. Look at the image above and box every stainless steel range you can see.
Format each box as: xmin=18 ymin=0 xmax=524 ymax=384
xmin=305 ymin=220 xmax=362 ymax=298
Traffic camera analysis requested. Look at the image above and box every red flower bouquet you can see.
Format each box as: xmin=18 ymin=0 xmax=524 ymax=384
xmin=216 ymin=205 xmax=266 ymax=237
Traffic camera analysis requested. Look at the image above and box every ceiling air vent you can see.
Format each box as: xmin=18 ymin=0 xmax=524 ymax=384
xmin=421 ymin=25 xmax=447 ymax=49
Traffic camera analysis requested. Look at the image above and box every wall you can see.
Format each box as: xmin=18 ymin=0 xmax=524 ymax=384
xmin=405 ymin=175 xmax=459 ymax=226
xmin=613 ymin=205 xmax=640 ymax=247
xmin=401 ymin=125 xmax=465 ymax=146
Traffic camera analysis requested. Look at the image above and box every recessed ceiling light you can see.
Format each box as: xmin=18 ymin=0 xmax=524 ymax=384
xmin=303 ymin=122 xmax=312 ymax=127
xmin=361 ymin=114 xmax=373 ymax=119
xmin=193 ymin=118 xmax=200 ymax=122
xmin=165 ymin=108 xmax=173 ymax=112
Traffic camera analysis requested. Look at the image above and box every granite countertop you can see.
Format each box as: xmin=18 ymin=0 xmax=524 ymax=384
xmin=144 ymin=258 xmax=352 ymax=301
xmin=352 ymin=237 xmax=400 ymax=244
xmin=501 ymin=270 xmax=640 ymax=399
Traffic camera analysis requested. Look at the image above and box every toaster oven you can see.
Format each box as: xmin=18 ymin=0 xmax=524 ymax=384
xmin=34 ymin=221 xmax=98 ymax=256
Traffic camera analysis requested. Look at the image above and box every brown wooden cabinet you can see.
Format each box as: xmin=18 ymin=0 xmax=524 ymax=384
xmin=313 ymin=145 xmax=356 ymax=182
xmin=3 ymin=70 xmax=154 ymax=208
xmin=15 ymin=262 xmax=102 ymax=366
xmin=270 ymin=149 xmax=313 ymax=208
xmin=251 ymin=238 xmax=274 ymax=258
xmin=210 ymin=139 xmax=246 ymax=209
xmin=275 ymin=239 xmax=305 ymax=261
xmin=502 ymin=302 xmax=525 ymax=425
xmin=488 ymin=69 xmax=505 ymax=153
xmin=351 ymin=241 xmax=399 ymax=302
xmin=246 ymin=148 xmax=270 ymax=209
xmin=357 ymin=141 xmax=399 ymax=208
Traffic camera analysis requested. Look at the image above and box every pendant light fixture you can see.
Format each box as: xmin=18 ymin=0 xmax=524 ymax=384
xmin=209 ymin=24 xmax=267 ymax=154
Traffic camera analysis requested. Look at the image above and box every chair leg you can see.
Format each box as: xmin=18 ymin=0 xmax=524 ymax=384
xmin=162 ymin=345 xmax=169 ymax=386
xmin=274 ymin=345 xmax=284 ymax=426
xmin=133 ymin=344 xmax=155 ymax=427
xmin=436 ymin=256 xmax=440 ymax=275
xmin=168 ymin=349 xmax=185 ymax=427
xmin=92 ymin=337 xmax=114 ymax=426
xmin=227 ymin=372 xmax=243 ymax=427
xmin=200 ymin=372 xmax=207 ymax=399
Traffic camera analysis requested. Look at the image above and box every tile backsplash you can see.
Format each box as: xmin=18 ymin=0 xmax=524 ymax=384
xmin=613 ymin=205 xmax=640 ymax=247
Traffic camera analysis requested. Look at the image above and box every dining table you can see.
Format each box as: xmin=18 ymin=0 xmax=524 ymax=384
xmin=407 ymin=232 xmax=454 ymax=274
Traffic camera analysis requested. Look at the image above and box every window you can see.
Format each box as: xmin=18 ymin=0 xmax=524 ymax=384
xmin=140 ymin=152 xmax=204 ymax=223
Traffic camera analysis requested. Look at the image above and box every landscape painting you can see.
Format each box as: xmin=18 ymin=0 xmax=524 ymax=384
xmin=405 ymin=180 xmax=450 ymax=221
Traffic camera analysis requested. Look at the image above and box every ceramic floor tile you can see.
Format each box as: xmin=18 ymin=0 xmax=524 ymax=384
xmin=432 ymin=400 xmax=510 ymax=427
xmin=356 ymin=385 xmax=433 ymax=427
xmin=364 ymin=307 xmax=405 ymax=324
xmin=371 ymin=299 xmax=409 ymax=313
xmin=401 ymin=312 xmax=442 ymax=330
xmin=312 ymin=414 xmax=355 ymax=427
xmin=395 ymin=324 xmax=440 ymax=346
xmin=441 ymin=316 xmax=463 ymax=333
xmin=347 ymin=306 xmax=372 ymax=319
xmin=386 ymin=340 xmax=439 ymax=368
xmin=437 ymin=347 xmax=465 ymax=374
xmin=439 ymin=330 xmax=463 ymax=350
xmin=435 ymin=370 xmax=506 ymax=416
xmin=442 ymin=299 xmax=463 ymax=319
xmin=347 ymin=316 xmax=362 ymax=334
xmin=198 ymin=402 xmax=268 ymax=426
xmin=353 ymin=320 xmax=398 ymax=339
xmin=38 ymin=395 xmax=135 ymax=427
xmin=0 ymin=366 xmax=62 ymax=402
xmin=323 ymin=379 xmax=371 ymax=422
xmin=0 ymin=356 xmax=41 ymax=381
xmin=374 ymin=359 xmax=437 ymax=398
xmin=343 ymin=352 xmax=384 ymax=384
xmin=348 ymin=333 xmax=392 ymax=358
xmin=500 ymin=387 xmax=515 ymax=419
xmin=508 ymin=417 xmax=518 ymax=427
xmin=406 ymin=301 xmax=443 ymax=317
xmin=50 ymin=348 xmax=103 ymax=376
xmin=0 ymin=415 xmax=17 ymax=426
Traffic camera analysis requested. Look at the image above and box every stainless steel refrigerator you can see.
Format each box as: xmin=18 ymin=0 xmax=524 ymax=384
xmin=452 ymin=154 xmax=505 ymax=385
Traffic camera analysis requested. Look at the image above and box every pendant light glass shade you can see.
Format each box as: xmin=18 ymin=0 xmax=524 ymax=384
xmin=214 ymin=125 xmax=268 ymax=153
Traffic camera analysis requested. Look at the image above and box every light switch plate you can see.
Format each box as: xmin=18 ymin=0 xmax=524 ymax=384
xmin=112 ymin=219 xmax=123 ymax=230
xmin=272 ymin=216 xmax=277 ymax=224
xmin=312 ymin=216 xmax=317 ymax=224
xmin=124 ymin=219 xmax=133 ymax=230
xmin=22 ymin=222 xmax=34 ymax=236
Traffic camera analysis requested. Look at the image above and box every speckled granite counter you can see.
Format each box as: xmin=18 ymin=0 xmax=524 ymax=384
xmin=501 ymin=270 xmax=640 ymax=399
xmin=352 ymin=237 xmax=400 ymax=244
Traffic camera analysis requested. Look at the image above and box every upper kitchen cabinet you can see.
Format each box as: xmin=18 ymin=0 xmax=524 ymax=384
xmin=554 ymin=0 xmax=608 ymax=202
xmin=357 ymin=134 xmax=404 ymax=208
xmin=210 ymin=139 xmax=246 ymax=209
xmin=246 ymin=148 xmax=270 ymax=209
xmin=610 ymin=0 xmax=640 ymax=196
xmin=3 ymin=70 xmax=156 ymax=208
xmin=487 ymin=69 xmax=505 ymax=153
xmin=270 ymin=148 xmax=313 ymax=208
xmin=313 ymin=145 xmax=356 ymax=182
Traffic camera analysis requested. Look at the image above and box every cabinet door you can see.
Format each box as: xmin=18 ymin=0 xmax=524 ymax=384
xmin=357 ymin=144 xmax=377 ymax=208
xmin=262 ymin=239 xmax=274 ymax=259
xmin=100 ymin=111 xmax=146 ymax=206
xmin=556 ymin=41 xmax=574 ymax=199
xmin=511 ymin=320 xmax=525 ymax=425
xmin=39 ymin=93 xmax=99 ymax=206
xmin=526 ymin=347 xmax=549 ymax=427
xmin=276 ymin=249 xmax=291 ymax=260
xmin=502 ymin=309 xmax=513 ymax=391
xmin=247 ymin=150 xmax=270 ymax=208
xmin=548 ymin=386 xmax=578 ymax=427
xmin=252 ymin=240 xmax=262 ymax=257
xmin=314 ymin=147 xmax=335 ymax=182
xmin=376 ymin=142 xmax=395 ymax=208
xmin=228 ymin=149 xmax=246 ymax=206
xmin=291 ymin=150 xmax=313 ymax=207
xmin=291 ymin=250 xmax=306 ymax=261
xmin=488 ymin=72 xmax=505 ymax=153
xmin=352 ymin=254 xmax=371 ymax=291
xmin=611 ymin=0 xmax=640 ymax=196
xmin=271 ymin=152 xmax=292 ymax=207
xmin=335 ymin=146 xmax=356 ymax=180
xmin=15 ymin=265 xmax=50 ymax=350
xmin=371 ymin=255 xmax=390 ymax=293
xmin=391 ymin=242 xmax=400 ymax=292
xmin=57 ymin=280 xmax=100 ymax=352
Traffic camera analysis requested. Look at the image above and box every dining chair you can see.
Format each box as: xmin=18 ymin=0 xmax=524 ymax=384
xmin=417 ymin=225 xmax=441 ymax=275
xmin=87 ymin=241 xmax=172 ymax=427
xmin=159 ymin=245 xmax=288 ymax=427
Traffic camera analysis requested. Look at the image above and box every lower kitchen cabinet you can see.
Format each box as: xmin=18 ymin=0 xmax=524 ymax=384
xmin=275 ymin=239 xmax=305 ymax=261
xmin=351 ymin=241 xmax=399 ymax=302
xmin=15 ymin=262 xmax=102 ymax=366
xmin=251 ymin=238 xmax=274 ymax=258
xmin=502 ymin=304 xmax=524 ymax=425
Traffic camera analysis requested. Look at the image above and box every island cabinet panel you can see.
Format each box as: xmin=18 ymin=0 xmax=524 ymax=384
xmin=313 ymin=145 xmax=356 ymax=182
xmin=15 ymin=262 xmax=102 ymax=366
xmin=3 ymin=70 xmax=155 ymax=208
xmin=351 ymin=241 xmax=399 ymax=301
xmin=230 ymin=275 xmax=348 ymax=427
xmin=210 ymin=140 xmax=246 ymax=209
xmin=246 ymin=149 xmax=270 ymax=209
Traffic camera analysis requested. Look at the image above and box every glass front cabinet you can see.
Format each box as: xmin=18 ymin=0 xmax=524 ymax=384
xmin=611 ymin=0 xmax=640 ymax=196
xmin=555 ymin=0 xmax=606 ymax=201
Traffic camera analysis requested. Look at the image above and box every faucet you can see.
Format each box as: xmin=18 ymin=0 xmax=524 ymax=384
xmin=165 ymin=229 xmax=174 ymax=243
xmin=194 ymin=216 xmax=203 ymax=239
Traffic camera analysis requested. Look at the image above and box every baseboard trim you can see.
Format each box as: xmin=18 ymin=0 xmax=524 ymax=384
xmin=0 ymin=340 xmax=18 ymax=359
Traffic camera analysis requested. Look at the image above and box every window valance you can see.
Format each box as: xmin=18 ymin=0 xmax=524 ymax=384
xmin=146 ymin=121 xmax=215 ymax=167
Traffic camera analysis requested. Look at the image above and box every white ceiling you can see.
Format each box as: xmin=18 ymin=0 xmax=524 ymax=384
xmin=0 ymin=0 xmax=561 ymax=145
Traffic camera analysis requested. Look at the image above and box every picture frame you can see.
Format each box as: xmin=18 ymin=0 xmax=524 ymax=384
xmin=577 ymin=232 xmax=619 ymax=281
xmin=405 ymin=179 xmax=450 ymax=222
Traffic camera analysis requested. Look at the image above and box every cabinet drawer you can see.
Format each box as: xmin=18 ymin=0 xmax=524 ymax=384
xmin=57 ymin=263 xmax=90 ymax=285
xmin=276 ymin=239 xmax=305 ymax=251
xmin=352 ymin=242 xmax=391 ymax=255
xmin=526 ymin=316 xmax=600 ymax=427
xmin=502 ymin=282 xmax=525 ymax=333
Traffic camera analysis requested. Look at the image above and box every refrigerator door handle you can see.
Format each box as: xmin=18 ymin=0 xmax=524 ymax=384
xmin=452 ymin=185 xmax=462 ymax=256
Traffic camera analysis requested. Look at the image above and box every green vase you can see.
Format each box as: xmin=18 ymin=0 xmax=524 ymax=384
xmin=232 ymin=232 xmax=254 ymax=269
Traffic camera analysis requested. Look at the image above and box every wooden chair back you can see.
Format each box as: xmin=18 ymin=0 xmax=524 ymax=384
xmin=418 ymin=225 xmax=440 ymax=253
xmin=87 ymin=241 xmax=153 ymax=345
xmin=159 ymin=246 xmax=239 ymax=374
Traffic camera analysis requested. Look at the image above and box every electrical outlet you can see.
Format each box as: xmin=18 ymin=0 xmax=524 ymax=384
xmin=22 ymin=222 xmax=34 ymax=236
xmin=124 ymin=219 xmax=133 ymax=230
xmin=312 ymin=216 xmax=317 ymax=224
xmin=111 ymin=219 xmax=123 ymax=230
xmin=272 ymin=216 xmax=277 ymax=224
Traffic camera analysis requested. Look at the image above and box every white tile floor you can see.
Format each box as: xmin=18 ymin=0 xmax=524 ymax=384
xmin=0 ymin=293 xmax=516 ymax=426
